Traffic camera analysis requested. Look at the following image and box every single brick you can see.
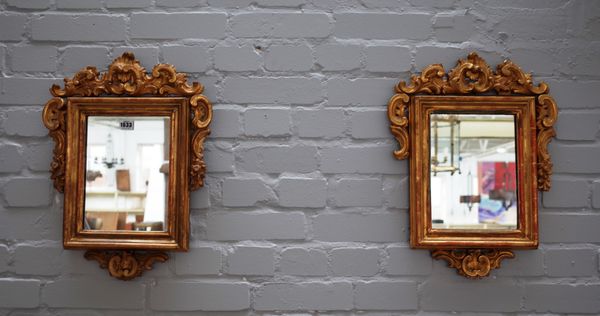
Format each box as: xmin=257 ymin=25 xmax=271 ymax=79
xmin=7 ymin=0 xmax=50 ymax=9
xmin=383 ymin=176 xmax=409 ymax=209
xmin=32 ymin=14 xmax=127 ymax=42
xmin=495 ymin=250 xmax=544 ymax=276
xmin=542 ymin=178 xmax=589 ymax=208
xmin=56 ymin=0 xmax=103 ymax=9
xmin=350 ymin=109 xmax=390 ymax=139
xmin=231 ymin=13 xmax=331 ymax=38
xmin=365 ymin=46 xmax=412 ymax=73
xmin=14 ymin=245 xmax=63 ymax=276
xmin=150 ymin=281 xmax=250 ymax=311
xmin=256 ymin=0 xmax=306 ymax=7
xmin=0 ymin=209 xmax=60 ymax=240
xmin=0 ymin=245 xmax=8 ymax=272
xmin=4 ymin=178 xmax=51 ymax=207
xmin=552 ymin=144 xmax=600 ymax=173
xmin=43 ymin=279 xmax=144 ymax=308
xmin=237 ymin=145 xmax=318 ymax=173
xmin=207 ymin=211 xmax=306 ymax=240
xmin=190 ymin=186 xmax=209 ymax=209
xmin=223 ymin=77 xmax=322 ymax=105
xmin=331 ymin=248 xmax=380 ymax=276
xmin=330 ymin=178 xmax=383 ymax=207
xmin=0 ymin=144 xmax=24 ymax=173
xmin=555 ymin=111 xmax=600 ymax=141
xmin=0 ymin=14 xmax=27 ymax=41
xmin=421 ymin=279 xmax=522 ymax=312
xmin=326 ymin=78 xmax=397 ymax=106
xmin=227 ymin=246 xmax=275 ymax=276
xmin=540 ymin=214 xmax=600 ymax=243
xmin=549 ymin=80 xmax=600 ymax=109
xmin=11 ymin=45 xmax=58 ymax=72
xmin=314 ymin=213 xmax=407 ymax=242
xmin=222 ymin=178 xmax=275 ymax=207
xmin=0 ymin=279 xmax=40 ymax=308
xmin=362 ymin=0 xmax=412 ymax=8
xmin=175 ymin=247 xmax=221 ymax=275
xmin=131 ymin=13 xmax=227 ymax=39
xmin=546 ymin=248 xmax=597 ymax=277
xmin=494 ymin=11 xmax=567 ymax=41
xmin=156 ymin=0 xmax=208 ymax=7
xmin=208 ymin=0 xmax=253 ymax=7
xmin=334 ymin=13 xmax=432 ymax=40
xmin=112 ymin=47 xmax=159 ymax=68
xmin=568 ymin=42 xmax=600 ymax=77
xmin=294 ymin=108 xmax=346 ymax=138
xmin=315 ymin=44 xmax=362 ymax=71
xmin=280 ymin=248 xmax=328 ymax=276
xmin=524 ymin=283 xmax=600 ymax=314
xmin=2 ymin=108 xmax=48 ymax=137
xmin=214 ymin=45 xmax=261 ymax=72
xmin=61 ymin=46 xmax=110 ymax=73
xmin=244 ymin=108 xmax=291 ymax=137
xmin=409 ymin=0 xmax=454 ymax=8
xmin=106 ymin=0 xmax=152 ymax=7
xmin=265 ymin=44 xmax=313 ymax=71
xmin=386 ymin=246 xmax=432 ymax=275
xmin=162 ymin=45 xmax=210 ymax=72
xmin=355 ymin=281 xmax=418 ymax=310
xmin=0 ymin=78 xmax=61 ymax=105
xmin=254 ymin=282 xmax=353 ymax=311
xmin=276 ymin=177 xmax=327 ymax=208
xmin=204 ymin=142 xmax=235 ymax=172
xmin=433 ymin=12 xmax=474 ymax=42
xmin=320 ymin=145 xmax=407 ymax=174
xmin=594 ymin=181 xmax=600 ymax=209
xmin=210 ymin=108 xmax=241 ymax=138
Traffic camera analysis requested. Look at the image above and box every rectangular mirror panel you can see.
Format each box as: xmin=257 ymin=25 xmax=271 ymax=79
xmin=430 ymin=113 xmax=518 ymax=230
xmin=84 ymin=116 xmax=170 ymax=232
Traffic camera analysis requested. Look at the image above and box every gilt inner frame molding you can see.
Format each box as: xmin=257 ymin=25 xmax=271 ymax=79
xmin=387 ymin=52 xmax=558 ymax=278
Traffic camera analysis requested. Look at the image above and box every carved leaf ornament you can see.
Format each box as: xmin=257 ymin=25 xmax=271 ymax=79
xmin=42 ymin=52 xmax=212 ymax=192
xmin=388 ymin=52 xmax=557 ymax=191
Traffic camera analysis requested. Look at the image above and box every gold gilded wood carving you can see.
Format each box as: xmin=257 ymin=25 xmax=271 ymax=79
xmin=85 ymin=250 xmax=168 ymax=281
xmin=431 ymin=249 xmax=515 ymax=279
xmin=43 ymin=52 xmax=212 ymax=192
xmin=388 ymin=52 xmax=557 ymax=191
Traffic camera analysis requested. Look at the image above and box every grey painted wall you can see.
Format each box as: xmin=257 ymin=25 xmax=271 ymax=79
xmin=1 ymin=0 xmax=599 ymax=314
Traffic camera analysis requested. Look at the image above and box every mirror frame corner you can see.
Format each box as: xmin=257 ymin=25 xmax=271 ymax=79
xmin=388 ymin=52 xmax=557 ymax=278
xmin=42 ymin=52 xmax=212 ymax=280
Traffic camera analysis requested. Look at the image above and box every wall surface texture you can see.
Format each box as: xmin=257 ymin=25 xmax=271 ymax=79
xmin=1 ymin=0 xmax=600 ymax=314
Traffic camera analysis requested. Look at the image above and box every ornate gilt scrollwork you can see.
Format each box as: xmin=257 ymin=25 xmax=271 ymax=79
xmin=85 ymin=250 xmax=168 ymax=281
xmin=431 ymin=249 xmax=515 ymax=279
xmin=42 ymin=98 xmax=67 ymax=192
xmin=388 ymin=52 xmax=557 ymax=191
xmin=43 ymin=52 xmax=212 ymax=192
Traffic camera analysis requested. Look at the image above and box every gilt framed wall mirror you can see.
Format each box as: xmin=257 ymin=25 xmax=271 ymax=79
xmin=388 ymin=53 xmax=557 ymax=278
xmin=42 ymin=53 xmax=212 ymax=280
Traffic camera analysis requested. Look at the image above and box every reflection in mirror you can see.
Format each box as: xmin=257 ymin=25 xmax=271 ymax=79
xmin=430 ymin=113 xmax=517 ymax=230
xmin=85 ymin=116 xmax=170 ymax=232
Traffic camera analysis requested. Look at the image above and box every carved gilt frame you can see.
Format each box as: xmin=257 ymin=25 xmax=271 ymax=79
xmin=42 ymin=52 xmax=212 ymax=280
xmin=387 ymin=52 xmax=557 ymax=278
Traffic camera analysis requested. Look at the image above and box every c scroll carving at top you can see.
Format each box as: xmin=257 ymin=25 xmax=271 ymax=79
xmin=388 ymin=52 xmax=557 ymax=191
xmin=42 ymin=52 xmax=212 ymax=193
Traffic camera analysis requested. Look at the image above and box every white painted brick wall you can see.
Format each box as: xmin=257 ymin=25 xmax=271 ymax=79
xmin=1 ymin=0 xmax=599 ymax=314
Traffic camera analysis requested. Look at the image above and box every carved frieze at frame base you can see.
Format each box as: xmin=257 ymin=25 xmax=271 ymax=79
xmin=431 ymin=248 xmax=515 ymax=279
xmin=84 ymin=250 xmax=169 ymax=281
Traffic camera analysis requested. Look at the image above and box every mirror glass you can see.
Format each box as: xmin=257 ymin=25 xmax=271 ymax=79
xmin=84 ymin=116 xmax=170 ymax=232
xmin=429 ymin=113 xmax=518 ymax=230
